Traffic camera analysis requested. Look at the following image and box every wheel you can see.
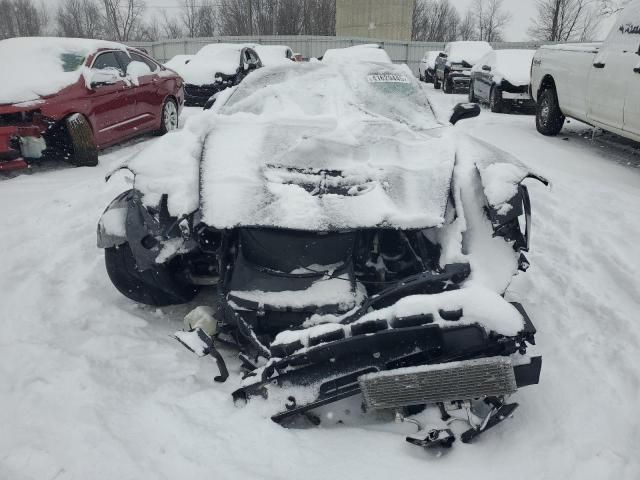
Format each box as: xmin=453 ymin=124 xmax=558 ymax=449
xmin=157 ymin=98 xmax=179 ymax=135
xmin=443 ymin=75 xmax=452 ymax=94
xmin=65 ymin=114 xmax=98 ymax=166
xmin=490 ymin=86 xmax=503 ymax=113
xmin=104 ymin=242 xmax=199 ymax=306
xmin=433 ymin=72 xmax=441 ymax=90
xmin=468 ymin=80 xmax=476 ymax=102
xmin=536 ymin=88 xmax=565 ymax=136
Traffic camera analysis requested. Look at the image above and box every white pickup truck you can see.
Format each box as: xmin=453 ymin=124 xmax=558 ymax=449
xmin=531 ymin=1 xmax=640 ymax=141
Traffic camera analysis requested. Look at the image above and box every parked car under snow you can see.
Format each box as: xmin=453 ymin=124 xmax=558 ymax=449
xmin=469 ymin=50 xmax=536 ymax=113
xmin=434 ymin=41 xmax=493 ymax=94
xmin=97 ymin=60 xmax=545 ymax=448
xmin=419 ymin=50 xmax=442 ymax=83
xmin=173 ymin=43 xmax=262 ymax=107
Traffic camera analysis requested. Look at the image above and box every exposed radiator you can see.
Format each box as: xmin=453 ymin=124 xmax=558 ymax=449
xmin=359 ymin=356 xmax=517 ymax=409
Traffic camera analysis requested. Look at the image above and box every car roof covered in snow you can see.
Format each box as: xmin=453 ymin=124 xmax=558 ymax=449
xmin=471 ymin=49 xmax=536 ymax=86
xmin=0 ymin=36 xmax=126 ymax=105
xmin=197 ymin=60 xmax=454 ymax=231
xmin=177 ymin=43 xmax=253 ymax=85
xmin=445 ymin=41 xmax=493 ymax=65
xmin=322 ymin=44 xmax=392 ymax=64
xmin=254 ymin=45 xmax=293 ymax=66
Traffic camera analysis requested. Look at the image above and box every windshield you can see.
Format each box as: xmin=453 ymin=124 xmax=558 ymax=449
xmin=61 ymin=52 xmax=87 ymax=72
xmin=223 ymin=62 xmax=441 ymax=130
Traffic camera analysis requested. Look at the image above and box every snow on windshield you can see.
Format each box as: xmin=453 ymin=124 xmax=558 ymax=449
xmin=472 ymin=50 xmax=536 ymax=86
xmin=163 ymin=54 xmax=194 ymax=73
xmin=446 ymin=41 xmax=492 ymax=65
xmin=178 ymin=43 xmax=248 ymax=85
xmin=0 ymin=37 xmax=126 ymax=104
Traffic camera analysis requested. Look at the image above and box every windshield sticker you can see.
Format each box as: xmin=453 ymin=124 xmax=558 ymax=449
xmin=619 ymin=23 xmax=640 ymax=35
xmin=367 ymin=73 xmax=410 ymax=84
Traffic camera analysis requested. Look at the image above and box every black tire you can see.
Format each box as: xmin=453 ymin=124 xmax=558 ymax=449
xmin=490 ymin=86 xmax=503 ymax=113
xmin=425 ymin=71 xmax=433 ymax=84
xmin=66 ymin=115 xmax=98 ymax=166
xmin=433 ymin=72 xmax=441 ymax=90
xmin=105 ymin=242 xmax=199 ymax=306
xmin=156 ymin=98 xmax=179 ymax=136
xmin=442 ymin=75 xmax=452 ymax=94
xmin=468 ymin=80 xmax=476 ymax=102
xmin=536 ymin=88 xmax=565 ymax=136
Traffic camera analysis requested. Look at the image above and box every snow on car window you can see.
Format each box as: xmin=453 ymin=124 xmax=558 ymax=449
xmin=60 ymin=53 xmax=86 ymax=72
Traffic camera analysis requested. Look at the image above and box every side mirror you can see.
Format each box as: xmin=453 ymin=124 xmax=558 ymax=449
xmin=482 ymin=65 xmax=492 ymax=71
xmin=450 ymin=103 xmax=480 ymax=125
xmin=89 ymin=68 xmax=121 ymax=89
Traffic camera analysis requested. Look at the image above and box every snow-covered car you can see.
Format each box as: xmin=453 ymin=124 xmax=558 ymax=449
xmin=164 ymin=54 xmax=194 ymax=72
xmin=469 ymin=49 xmax=536 ymax=113
xmin=418 ymin=50 xmax=442 ymax=83
xmin=0 ymin=37 xmax=183 ymax=172
xmin=531 ymin=0 xmax=640 ymax=139
xmin=434 ymin=41 xmax=493 ymax=93
xmin=174 ymin=43 xmax=262 ymax=107
xmin=254 ymin=45 xmax=294 ymax=66
xmin=97 ymin=60 xmax=545 ymax=447
xmin=322 ymin=44 xmax=392 ymax=63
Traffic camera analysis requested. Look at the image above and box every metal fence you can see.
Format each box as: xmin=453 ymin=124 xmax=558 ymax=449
xmin=128 ymin=36 xmax=561 ymax=74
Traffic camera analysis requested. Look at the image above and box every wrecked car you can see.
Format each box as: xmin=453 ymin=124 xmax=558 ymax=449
xmin=0 ymin=37 xmax=183 ymax=172
xmin=97 ymin=60 xmax=546 ymax=448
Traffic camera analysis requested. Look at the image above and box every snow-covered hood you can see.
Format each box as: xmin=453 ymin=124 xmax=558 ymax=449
xmin=122 ymin=61 xmax=540 ymax=231
xmin=0 ymin=37 xmax=126 ymax=105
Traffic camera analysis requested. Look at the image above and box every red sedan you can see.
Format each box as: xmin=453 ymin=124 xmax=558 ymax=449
xmin=0 ymin=37 xmax=184 ymax=172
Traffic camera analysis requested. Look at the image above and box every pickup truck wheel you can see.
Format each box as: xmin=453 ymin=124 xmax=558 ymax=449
xmin=443 ymin=76 xmax=452 ymax=94
xmin=490 ymin=87 xmax=503 ymax=113
xmin=104 ymin=242 xmax=199 ymax=306
xmin=433 ymin=73 xmax=441 ymax=89
xmin=469 ymin=81 xmax=476 ymax=102
xmin=536 ymin=88 xmax=565 ymax=136
xmin=65 ymin=114 xmax=98 ymax=167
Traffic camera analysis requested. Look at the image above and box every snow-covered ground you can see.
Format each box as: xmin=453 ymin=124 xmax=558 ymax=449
xmin=1 ymin=85 xmax=639 ymax=479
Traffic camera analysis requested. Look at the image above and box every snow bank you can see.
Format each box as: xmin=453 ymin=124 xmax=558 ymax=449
xmin=0 ymin=37 xmax=126 ymax=104
xmin=178 ymin=43 xmax=251 ymax=85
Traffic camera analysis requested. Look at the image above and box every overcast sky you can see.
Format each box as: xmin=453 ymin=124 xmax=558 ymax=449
xmin=69 ymin=0 xmax=616 ymax=42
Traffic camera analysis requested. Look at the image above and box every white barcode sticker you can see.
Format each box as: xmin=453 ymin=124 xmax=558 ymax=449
xmin=367 ymin=73 xmax=409 ymax=84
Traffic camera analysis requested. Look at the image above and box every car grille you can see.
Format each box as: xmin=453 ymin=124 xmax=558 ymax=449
xmin=359 ymin=356 xmax=517 ymax=409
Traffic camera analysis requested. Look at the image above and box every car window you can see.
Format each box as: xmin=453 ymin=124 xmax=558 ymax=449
xmin=60 ymin=53 xmax=87 ymax=72
xmin=114 ymin=51 xmax=132 ymax=71
xmin=93 ymin=52 xmax=122 ymax=73
xmin=130 ymin=52 xmax=158 ymax=72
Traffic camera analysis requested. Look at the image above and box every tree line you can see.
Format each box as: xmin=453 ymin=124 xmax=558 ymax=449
xmin=0 ymin=0 xmax=629 ymax=43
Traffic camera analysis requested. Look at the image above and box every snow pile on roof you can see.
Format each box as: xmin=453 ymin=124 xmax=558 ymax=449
xmin=255 ymin=45 xmax=292 ymax=66
xmin=199 ymin=61 xmax=454 ymax=230
xmin=472 ymin=50 xmax=536 ymax=86
xmin=0 ymin=37 xmax=125 ymax=104
xmin=323 ymin=44 xmax=392 ymax=64
xmin=178 ymin=43 xmax=250 ymax=85
xmin=163 ymin=54 xmax=194 ymax=72
xmin=446 ymin=41 xmax=492 ymax=65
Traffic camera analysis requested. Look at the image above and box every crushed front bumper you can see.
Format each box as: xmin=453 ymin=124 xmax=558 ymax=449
xmin=0 ymin=125 xmax=43 ymax=172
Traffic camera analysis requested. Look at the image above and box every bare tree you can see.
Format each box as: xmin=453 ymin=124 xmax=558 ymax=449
xmin=57 ymin=0 xmax=105 ymax=38
xmin=412 ymin=0 xmax=460 ymax=42
xmin=472 ymin=0 xmax=510 ymax=41
xmin=528 ymin=0 xmax=601 ymax=41
xmin=181 ymin=0 xmax=198 ymax=37
xmin=0 ymin=0 xmax=48 ymax=38
xmin=458 ymin=8 xmax=477 ymax=40
xmin=196 ymin=0 xmax=216 ymax=37
xmin=102 ymin=0 xmax=145 ymax=41
xmin=161 ymin=9 xmax=183 ymax=38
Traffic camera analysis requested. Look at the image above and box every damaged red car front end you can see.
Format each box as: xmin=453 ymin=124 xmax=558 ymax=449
xmin=0 ymin=105 xmax=49 ymax=171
